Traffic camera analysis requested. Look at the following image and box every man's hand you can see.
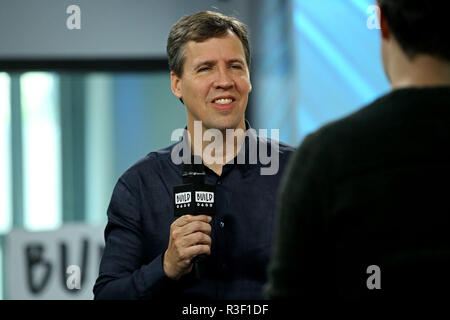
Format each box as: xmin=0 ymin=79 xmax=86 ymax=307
xmin=163 ymin=214 xmax=212 ymax=280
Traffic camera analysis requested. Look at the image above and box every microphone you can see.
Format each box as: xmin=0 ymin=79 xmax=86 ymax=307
xmin=173 ymin=161 xmax=215 ymax=278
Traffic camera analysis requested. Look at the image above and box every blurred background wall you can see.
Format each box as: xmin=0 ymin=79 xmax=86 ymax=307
xmin=0 ymin=0 xmax=389 ymax=299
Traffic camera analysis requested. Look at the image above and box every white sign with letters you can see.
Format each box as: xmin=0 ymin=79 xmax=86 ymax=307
xmin=5 ymin=223 xmax=105 ymax=300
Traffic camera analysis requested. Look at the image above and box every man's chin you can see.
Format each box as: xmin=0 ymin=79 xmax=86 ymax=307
xmin=206 ymin=120 xmax=245 ymax=132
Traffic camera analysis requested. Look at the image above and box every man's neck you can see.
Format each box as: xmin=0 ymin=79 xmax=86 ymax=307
xmin=186 ymin=122 xmax=247 ymax=176
xmin=389 ymin=54 xmax=450 ymax=89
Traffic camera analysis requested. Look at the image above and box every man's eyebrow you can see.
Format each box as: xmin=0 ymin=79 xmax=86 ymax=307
xmin=194 ymin=60 xmax=216 ymax=68
xmin=228 ymin=59 xmax=245 ymax=64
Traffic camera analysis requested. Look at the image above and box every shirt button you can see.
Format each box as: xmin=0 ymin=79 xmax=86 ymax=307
xmin=221 ymin=263 xmax=229 ymax=273
xmin=217 ymin=181 xmax=222 ymax=185
xmin=219 ymin=221 xmax=225 ymax=228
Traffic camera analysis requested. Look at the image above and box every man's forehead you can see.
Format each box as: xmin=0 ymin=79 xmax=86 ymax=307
xmin=183 ymin=35 xmax=246 ymax=63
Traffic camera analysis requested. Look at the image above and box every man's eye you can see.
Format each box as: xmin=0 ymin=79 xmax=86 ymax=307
xmin=231 ymin=65 xmax=243 ymax=69
xmin=198 ymin=67 xmax=211 ymax=72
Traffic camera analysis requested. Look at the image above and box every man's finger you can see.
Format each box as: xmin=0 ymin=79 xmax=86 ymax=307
xmin=182 ymin=244 xmax=211 ymax=260
xmin=173 ymin=214 xmax=212 ymax=228
xmin=179 ymin=220 xmax=212 ymax=237
xmin=181 ymin=231 xmax=212 ymax=248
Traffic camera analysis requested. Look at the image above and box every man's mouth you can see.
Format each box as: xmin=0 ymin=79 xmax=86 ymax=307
xmin=212 ymin=98 xmax=235 ymax=105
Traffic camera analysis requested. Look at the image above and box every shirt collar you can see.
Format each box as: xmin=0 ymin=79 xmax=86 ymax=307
xmin=170 ymin=120 xmax=261 ymax=177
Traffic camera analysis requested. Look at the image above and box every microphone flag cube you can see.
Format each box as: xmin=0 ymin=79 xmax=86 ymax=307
xmin=173 ymin=183 xmax=216 ymax=217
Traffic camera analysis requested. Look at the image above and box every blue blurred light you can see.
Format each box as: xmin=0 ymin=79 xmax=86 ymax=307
xmin=293 ymin=9 xmax=376 ymax=102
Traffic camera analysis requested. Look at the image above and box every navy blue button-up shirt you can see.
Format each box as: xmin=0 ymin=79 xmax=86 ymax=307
xmin=93 ymin=125 xmax=294 ymax=299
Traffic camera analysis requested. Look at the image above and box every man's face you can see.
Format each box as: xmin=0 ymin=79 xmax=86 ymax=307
xmin=171 ymin=30 xmax=252 ymax=132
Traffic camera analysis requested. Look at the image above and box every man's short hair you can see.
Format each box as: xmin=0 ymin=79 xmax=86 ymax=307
xmin=378 ymin=0 xmax=450 ymax=61
xmin=167 ymin=11 xmax=251 ymax=77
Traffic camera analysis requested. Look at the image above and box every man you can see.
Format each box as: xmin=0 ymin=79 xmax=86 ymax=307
xmin=93 ymin=11 xmax=294 ymax=299
xmin=266 ymin=0 xmax=450 ymax=300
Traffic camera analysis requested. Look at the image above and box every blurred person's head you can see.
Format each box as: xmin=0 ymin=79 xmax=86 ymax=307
xmin=167 ymin=11 xmax=252 ymax=133
xmin=377 ymin=0 xmax=450 ymax=87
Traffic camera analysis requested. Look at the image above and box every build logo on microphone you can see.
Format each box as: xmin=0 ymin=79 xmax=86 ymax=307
xmin=175 ymin=192 xmax=192 ymax=208
xmin=195 ymin=191 xmax=214 ymax=207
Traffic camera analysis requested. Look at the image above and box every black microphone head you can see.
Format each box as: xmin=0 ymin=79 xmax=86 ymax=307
xmin=174 ymin=155 xmax=215 ymax=217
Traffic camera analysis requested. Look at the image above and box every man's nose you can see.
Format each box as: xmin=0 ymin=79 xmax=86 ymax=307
xmin=213 ymin=68 xmax=234 ymax=89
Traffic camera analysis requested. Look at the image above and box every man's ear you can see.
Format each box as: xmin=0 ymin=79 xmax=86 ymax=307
xmin=170 ymin=71 xmax=183 ymax=99
xmin=379 ymin=5 xmax=390 ymax=40
xmin=244 ymin=63 xmax=253 ymax=93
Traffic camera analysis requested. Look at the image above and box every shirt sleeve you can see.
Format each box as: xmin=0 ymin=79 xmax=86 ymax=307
xmin=265 ymin=131 xmax=331 ymax=299
xmin=93 ymin=175 xmax=176 ymax=300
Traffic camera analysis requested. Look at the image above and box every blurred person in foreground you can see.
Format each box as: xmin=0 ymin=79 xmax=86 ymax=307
xmin=93 ymin=11 xmax=294 ymax=300
xmin=266 ymin=0 xmax=450 ymax=300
